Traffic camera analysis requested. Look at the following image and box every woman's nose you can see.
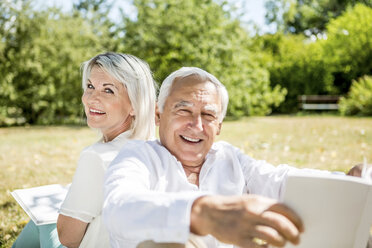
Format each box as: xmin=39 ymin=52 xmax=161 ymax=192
xmin=86 ymin=90 xmax=100 ymax=104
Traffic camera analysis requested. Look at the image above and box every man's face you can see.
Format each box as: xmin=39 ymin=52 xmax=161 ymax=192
xmin=157 ymin=75 xmax=222 ymax=167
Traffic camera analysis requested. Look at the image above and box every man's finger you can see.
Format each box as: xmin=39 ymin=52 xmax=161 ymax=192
xmin=259 ymin=210 xmax=301 ymax=245
xmin=268 ymin=203 xmax=304 ymax=233
xmin=251 ymin=225 xmax=286 ymax=247
xmin=237 ymin=237 xmax=269 ymax=248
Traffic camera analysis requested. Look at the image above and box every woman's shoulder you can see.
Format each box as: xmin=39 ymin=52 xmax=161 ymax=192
xmin=83 ymin=135 xmax=128 ymax=155
xmin=78 ymin=140 xmax=127 ymax=169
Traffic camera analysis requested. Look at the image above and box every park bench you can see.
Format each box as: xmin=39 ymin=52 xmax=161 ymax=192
xmin=298 ymin=95 xmax=340 ymax=110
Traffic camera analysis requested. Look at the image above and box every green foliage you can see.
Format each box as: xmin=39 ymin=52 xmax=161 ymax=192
xmin=265 ymin=0 xmax=372 ymax=35
xmin=323 ymin=3 xmax=372 ymax=94
xmin=259 ymin=3 xmax=372 ymax=113
xmin=3 ymin=0 xmax=371 ymax=121
xmin=0 ymin=0 xmax=115 ymax=126
xmin=339 ymin=75 xmax=372 ymax=116
xmin=123 ymin=0 xmax=286 ymax=116
xmin=258 ymin=33 xmax=334 ymax=112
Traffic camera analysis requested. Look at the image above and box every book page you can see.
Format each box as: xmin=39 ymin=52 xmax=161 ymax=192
xmin=11 ymin=184 xmax=69 ymax=225
xmin=282 ymin=173 xmax=372 ymax=248
xmin=354 ymin=187 xmax=372 ymax=248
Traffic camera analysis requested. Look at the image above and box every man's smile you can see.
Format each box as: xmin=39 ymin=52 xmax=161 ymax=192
xmin=180 ymin=135 xmax=203 ymax=143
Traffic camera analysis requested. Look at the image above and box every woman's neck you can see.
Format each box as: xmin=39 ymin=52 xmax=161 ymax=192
xmin=102 ymin=115 xmax=133 ymax=142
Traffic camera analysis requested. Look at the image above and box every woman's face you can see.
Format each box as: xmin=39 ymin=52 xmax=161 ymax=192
xmin=82 ymin=66 xmax=134 ymax=141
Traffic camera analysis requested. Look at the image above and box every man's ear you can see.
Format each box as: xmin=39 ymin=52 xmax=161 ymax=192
xmin=155 ymin=104 xmax=161 ymax=126
xmin=216 ymin=122 xmax=222 ymax=135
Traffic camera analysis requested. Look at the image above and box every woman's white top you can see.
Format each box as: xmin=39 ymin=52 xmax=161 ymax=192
xmin=59 ymin=131 xmax=130 ymax=248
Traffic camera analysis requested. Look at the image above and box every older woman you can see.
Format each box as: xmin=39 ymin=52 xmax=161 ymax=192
xmin=12 ymin=52 xmax=157 ymax=248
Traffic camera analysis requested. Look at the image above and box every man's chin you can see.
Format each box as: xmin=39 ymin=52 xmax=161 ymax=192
xmin=176 ymin=153 xmax=205 ymax=167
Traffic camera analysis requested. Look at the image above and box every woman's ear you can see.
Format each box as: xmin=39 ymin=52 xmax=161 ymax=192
xmin=129 ymin=108 xmax=135 ymax=117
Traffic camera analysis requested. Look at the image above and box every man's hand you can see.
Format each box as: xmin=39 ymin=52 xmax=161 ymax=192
xmin=190 ymin=195 xmax=303 ymax=248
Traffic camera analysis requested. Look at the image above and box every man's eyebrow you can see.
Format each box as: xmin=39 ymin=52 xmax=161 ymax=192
xmin=203 ymin=104 xmax=219 ymax=115
xmin=174 ymin=101 xmax=193 ymax=109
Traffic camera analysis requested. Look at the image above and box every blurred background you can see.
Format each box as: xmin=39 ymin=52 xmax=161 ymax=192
xmin=1 ymin=0 xmax=372 ymax=126
xmin=1 ymin=0 xmax=372 ymax=246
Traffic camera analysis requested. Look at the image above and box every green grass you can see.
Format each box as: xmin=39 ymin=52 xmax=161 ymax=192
xmin=0 ymin=126 xmax=98 ymax=247
xmin=1 ymin=116 xmax=372 ymax=247
xmin=218 ymin=116 xmax=372 ymax=171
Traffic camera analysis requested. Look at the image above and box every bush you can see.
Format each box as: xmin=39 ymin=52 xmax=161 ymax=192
xmin=339 ymin=75 xmax=372 ymax=116
xmin=258 ymin=33 xmax=334 ymax=113
xmin=323 ymin=4 xmax=372 ymax=94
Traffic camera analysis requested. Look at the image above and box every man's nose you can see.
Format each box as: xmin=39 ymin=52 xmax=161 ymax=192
xmin=190 ymin=115 xmax=203 ymax=131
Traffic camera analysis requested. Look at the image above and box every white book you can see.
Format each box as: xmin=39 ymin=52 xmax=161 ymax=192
xmin=282 ymin=173 xmax=372 ymax=248
xmin=11 ymin=184 xmax=69 ymax=226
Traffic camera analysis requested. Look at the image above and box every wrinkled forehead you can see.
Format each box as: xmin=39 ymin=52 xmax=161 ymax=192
xmin=170 ymin=75 xmax=218 ymax=96
xmin=174 ymin=100 xmax=219 ymax=114
xmin=168 ymin=75 xmax=221 ymax=111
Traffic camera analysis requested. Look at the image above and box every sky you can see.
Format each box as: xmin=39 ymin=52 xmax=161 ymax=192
xmin=34 ymin=0 xmax=269 ymax=32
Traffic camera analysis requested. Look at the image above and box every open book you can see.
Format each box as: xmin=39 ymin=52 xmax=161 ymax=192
xmin=11 ymin=184 xmax=69 ymax=225
xmin=282 ymin=173 xmax=372 ymax=248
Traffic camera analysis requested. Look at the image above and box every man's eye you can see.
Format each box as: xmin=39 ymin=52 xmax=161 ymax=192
xmin=87 ymin=83 xmax=94 ymax=89
xmin=105 ymin=88 xmax=114 ymax=94
xmin=203 ymin=113 xmax=216 ymax=121
xmin=178 ymin=109 xmax=191 ymax=115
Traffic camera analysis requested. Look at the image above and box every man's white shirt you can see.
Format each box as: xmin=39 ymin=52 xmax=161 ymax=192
xmin=103 ymin=140 xmax=318 ymax=248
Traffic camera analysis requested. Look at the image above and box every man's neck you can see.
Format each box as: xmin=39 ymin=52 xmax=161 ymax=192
xmin=182 ymin=164 xmax=203 ymax=186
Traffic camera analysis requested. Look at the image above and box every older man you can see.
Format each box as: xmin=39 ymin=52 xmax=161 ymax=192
xmin=103 ymin=67 xmax=346 ymax=247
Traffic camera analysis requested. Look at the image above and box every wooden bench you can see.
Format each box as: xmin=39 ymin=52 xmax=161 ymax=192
xmin=298 ymin=95 xmax=340 ymax=110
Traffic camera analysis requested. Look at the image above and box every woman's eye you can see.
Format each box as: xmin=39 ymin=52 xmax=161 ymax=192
xmin=87 ymin=83 xmax=94 ymax=89
xmin=105 ymin=88 xmax=114 ymax=94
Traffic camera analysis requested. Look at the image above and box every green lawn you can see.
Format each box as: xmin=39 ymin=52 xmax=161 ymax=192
xmin=1 ymin=116 xmax=371 ymax=247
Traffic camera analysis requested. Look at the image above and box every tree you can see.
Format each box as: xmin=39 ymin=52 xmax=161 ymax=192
xmin=72 ymin=0 xmax=121 ymax=51
xmin=0 ymin=0 xmax=107 ymax=125
xmin=256 ymin=33 xmax=334 ymax=112
xmin=265 ymin=0 xmax=372 ymax=35
xmin=323 ymin=3 xmax=372 ymax=94
xmin=122 ymin=0 xmax=286 ymax=116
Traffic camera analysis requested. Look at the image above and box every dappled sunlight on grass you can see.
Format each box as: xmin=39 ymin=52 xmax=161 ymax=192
xmin=0 ymin=126 xmax=97 ymax=247
xmin=217 ymin=116 xmax=372 ymax=172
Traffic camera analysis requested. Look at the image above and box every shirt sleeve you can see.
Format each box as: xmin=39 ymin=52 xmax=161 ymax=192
xmin=103 ymin=143 xmax=206 ymax=245
xmin=59 ymin=150 xmax=105 ymax=223
xmin=238 ymin=146 xmax=333 ymax=200
xmin=239 ymin=152 xmax=291 ymax=199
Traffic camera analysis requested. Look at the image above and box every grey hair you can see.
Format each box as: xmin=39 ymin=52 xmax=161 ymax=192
xmin=157 ymin=67 xmax=229 ymax=122
xmin=81 ymin=52 xmax=157 ymax=140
